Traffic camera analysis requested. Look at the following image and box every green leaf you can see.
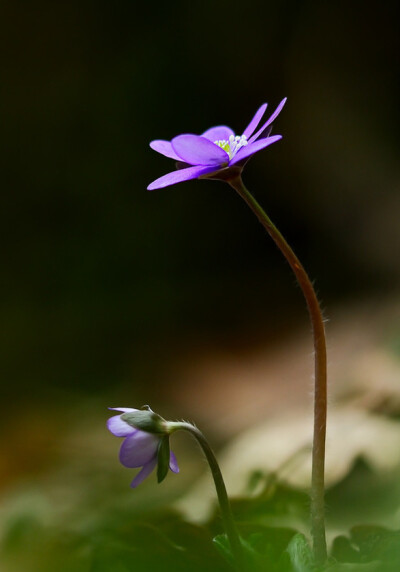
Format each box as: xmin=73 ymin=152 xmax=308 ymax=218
xmin=286 ymin=533 xmax=315 ymax=572
xmin=213 ymin=534 xmax=234 ymax=565
xmin=157 ymin=435 xmax=170 ymax=483
xmin=324 ymin=562 xmax=381 ymax=571
xmin=213 ymin=533 xmax=265 ymax=571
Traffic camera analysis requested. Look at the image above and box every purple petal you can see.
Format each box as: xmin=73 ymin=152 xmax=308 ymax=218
xmin=229 ymin=135 xmax=282 ymax=165
xmin=171 ymin=134 xmax=229 ymax=166
xmin=201 ymin=126 xmax=235 ymax=143
xmin=119 ymin=431 xmax=159 ymax=468
xmin=108 ymin=407 xmax=138 ymax=414
xmin=149 ymin=140 xmax=181 ymax=161
xmin=107 ymin=414 xmax=137 ymax=437
xmin=242 ymin=103 xmax=268 ymax=139
xmin=169 ymin=451 xmax=179 ymax=473
xmin=147 ymin=165 xmax=219 ymax=190
xmin=130 ymin=457 xmax=158 ymax=488
xmin=248 ymin=98 xmax=287 ymax=144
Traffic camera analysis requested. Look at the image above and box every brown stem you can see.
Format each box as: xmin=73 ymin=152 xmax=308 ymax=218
xmin=228 ymin=175 xmax=327 ymax=564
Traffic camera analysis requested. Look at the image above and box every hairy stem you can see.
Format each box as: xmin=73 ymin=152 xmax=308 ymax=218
xmin=228 ymin=175 xmax=327 ymax=564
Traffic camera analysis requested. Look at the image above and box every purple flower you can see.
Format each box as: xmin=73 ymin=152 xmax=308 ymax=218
xmin=147 ymin=98 xmax=286 ymax=191
xmin=107 ymin=407 xmax=179 ymax=488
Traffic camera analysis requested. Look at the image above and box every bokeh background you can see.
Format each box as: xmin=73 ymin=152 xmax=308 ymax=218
xmin=1 ymin=0 xmax=400 ymax=569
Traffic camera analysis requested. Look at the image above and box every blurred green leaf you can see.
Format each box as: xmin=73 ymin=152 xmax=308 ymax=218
xmin=286 ymin=533 xmax=315 ymax=572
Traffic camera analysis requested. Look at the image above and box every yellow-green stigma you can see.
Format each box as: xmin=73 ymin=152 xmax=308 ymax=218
xmin=214 ymin=134 xmax=248 ymax=161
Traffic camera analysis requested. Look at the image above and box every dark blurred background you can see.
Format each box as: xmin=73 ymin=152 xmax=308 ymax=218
xmin=1 ymin=0 xmax=399 ymax=484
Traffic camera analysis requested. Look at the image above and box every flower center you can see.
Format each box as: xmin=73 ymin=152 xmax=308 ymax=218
xmin=214 ymin=134 xmax=248 ymax=160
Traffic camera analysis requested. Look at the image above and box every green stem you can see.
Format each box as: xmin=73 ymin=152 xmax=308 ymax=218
xmin=228 ymin=175 xmax=328 ymax=564
xmin=168 ymin=422 xmax=245 ymax=571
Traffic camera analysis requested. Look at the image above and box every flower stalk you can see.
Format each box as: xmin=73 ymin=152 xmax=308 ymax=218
xmin=146 ymin=99 xmax=328 ymax=563
xmin=168 ymin=421 xmax=246 ymax=572
xmin=227 ymin=175 xmax=328 ymax=564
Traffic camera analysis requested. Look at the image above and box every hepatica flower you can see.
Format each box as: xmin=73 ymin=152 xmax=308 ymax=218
xmin=147 ymin=98 xmax=286 ymax=190
xmin=107 ymin=407 xmax=179 ymax=488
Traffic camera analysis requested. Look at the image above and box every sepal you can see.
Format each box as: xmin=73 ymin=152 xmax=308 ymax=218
xmin=121 ymin=406 xmax=166 ymax=434
xmin=157 ymin=435 xmax=171 ymax=483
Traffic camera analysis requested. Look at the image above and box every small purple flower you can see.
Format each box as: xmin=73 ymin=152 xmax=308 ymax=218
xmin=107 ymin=407 xmax=179 ymax=488
xmin=147 ymin=98 xmax=286 ymax=191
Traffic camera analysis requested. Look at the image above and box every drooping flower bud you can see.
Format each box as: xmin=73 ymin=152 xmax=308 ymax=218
xmin=107 ymin=406 xmax=179 ymax=488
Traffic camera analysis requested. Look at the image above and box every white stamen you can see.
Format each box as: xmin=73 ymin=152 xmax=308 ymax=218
xmin=214 ymin=133 xmax=248 ymax=161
